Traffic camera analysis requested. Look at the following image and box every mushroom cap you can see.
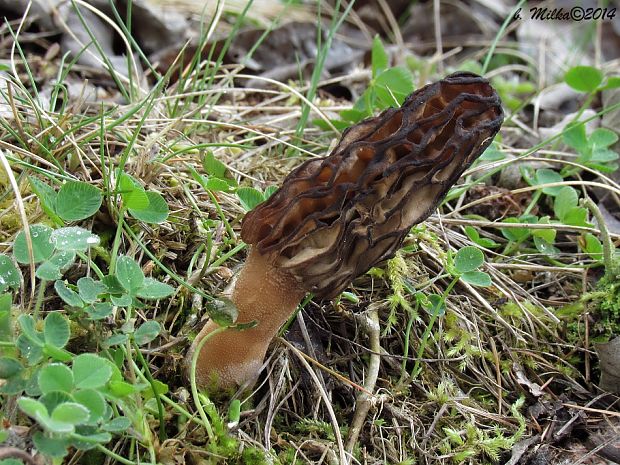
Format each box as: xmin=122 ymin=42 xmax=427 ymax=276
xmin=242 ymin=72 xmax=503 ymax=298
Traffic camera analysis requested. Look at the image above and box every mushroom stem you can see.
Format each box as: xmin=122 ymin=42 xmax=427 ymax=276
xmin=189 ymin=247 xmax=306 ymax=390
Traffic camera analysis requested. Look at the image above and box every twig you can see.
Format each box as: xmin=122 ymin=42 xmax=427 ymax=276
xmin=345 ymin=305 xmax=381 ymax=453
xmin=554 ymin=394 xmax=613 ymax=440
xmin=421 ymin=403 xmax=448 ymax=449
xmin=563 ymin=403 xmax=620 ymax=418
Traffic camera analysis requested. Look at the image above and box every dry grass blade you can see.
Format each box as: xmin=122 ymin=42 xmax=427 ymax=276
xmin=281 ymin=338 xmax=349 ymax=465
xmin=0 ymin=150 xmax=34 ymax=304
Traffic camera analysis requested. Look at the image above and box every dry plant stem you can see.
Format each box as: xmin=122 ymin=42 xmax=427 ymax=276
xmin=345 ymin=306 xmax=381 ymax=453
xmin=582 ymin=198 xmax=616 ymax=274
xmin=189 ymin=247 xmax=306 ymax=389
xmin=0 ymin=448 xmax=38 ymax=465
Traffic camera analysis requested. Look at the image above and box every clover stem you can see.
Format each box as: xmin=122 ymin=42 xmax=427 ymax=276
xmin=110 ymin=205 xmax=127 ymax=272
xmin=189 ymin=323 xmax=228 ymax=440
xmin=411 ymin=276 xmax=459 ymax=379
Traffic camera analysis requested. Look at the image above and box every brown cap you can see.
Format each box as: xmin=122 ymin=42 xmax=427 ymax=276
xmin=241 ymin=72 xmax=503 ymax=298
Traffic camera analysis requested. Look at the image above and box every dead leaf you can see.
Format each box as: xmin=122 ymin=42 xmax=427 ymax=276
xmin=517 ymin=13 xmax=594 ymax=86
xmin=536 ymin=83 xmax=582 ymax=112
xmin=1 ymin=0 xmax=191 ymax=93
xmin=538 ymin=109 xmax=599 ymax=141
xmin=153 ymin=21 xmax=364 ymax=88
xmin=596 ymin=336 xmax=620 ymax=394
xmin=150 ymin=0 xmax=314 ymax=28
xmin=515 ymin=364 xmax=545 ymax=397
xmin=585 ymin=417 xmax=620 ymax=464
xmin=402 ymin=1 xmax=500 ymax=51
xmin=595 ymin=203 xmax=620 ymax=237
xmin=504 ymin=434 xmax=541 ymax=465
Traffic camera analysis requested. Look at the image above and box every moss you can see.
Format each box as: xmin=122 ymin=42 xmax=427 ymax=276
xmin=241 ymin=446 xmax=274 ymax=465
xmin=499 ymin=301 xmax=523 ymax=319
xmin=443 ymin=311 xmax=483 ymax=365
xmin=591 ymin=269 xmax=620 ymax=340
xmin=278 ymin=447 xmax=301 ymax=465
xmin=0 ymin=198 xmax=42 ymax=234
xmin=435 ymin=397 xmax=526 ymax=463
xmin=0 ymin=211 xmax=22 ymax=231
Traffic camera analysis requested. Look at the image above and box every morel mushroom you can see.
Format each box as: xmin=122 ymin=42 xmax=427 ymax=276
xmin=188 ymin=72 xmax=503 ymax=390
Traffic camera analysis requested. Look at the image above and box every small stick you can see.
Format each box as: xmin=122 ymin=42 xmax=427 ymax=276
xmin=345 ymin=305 xmax=381 ymax=453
